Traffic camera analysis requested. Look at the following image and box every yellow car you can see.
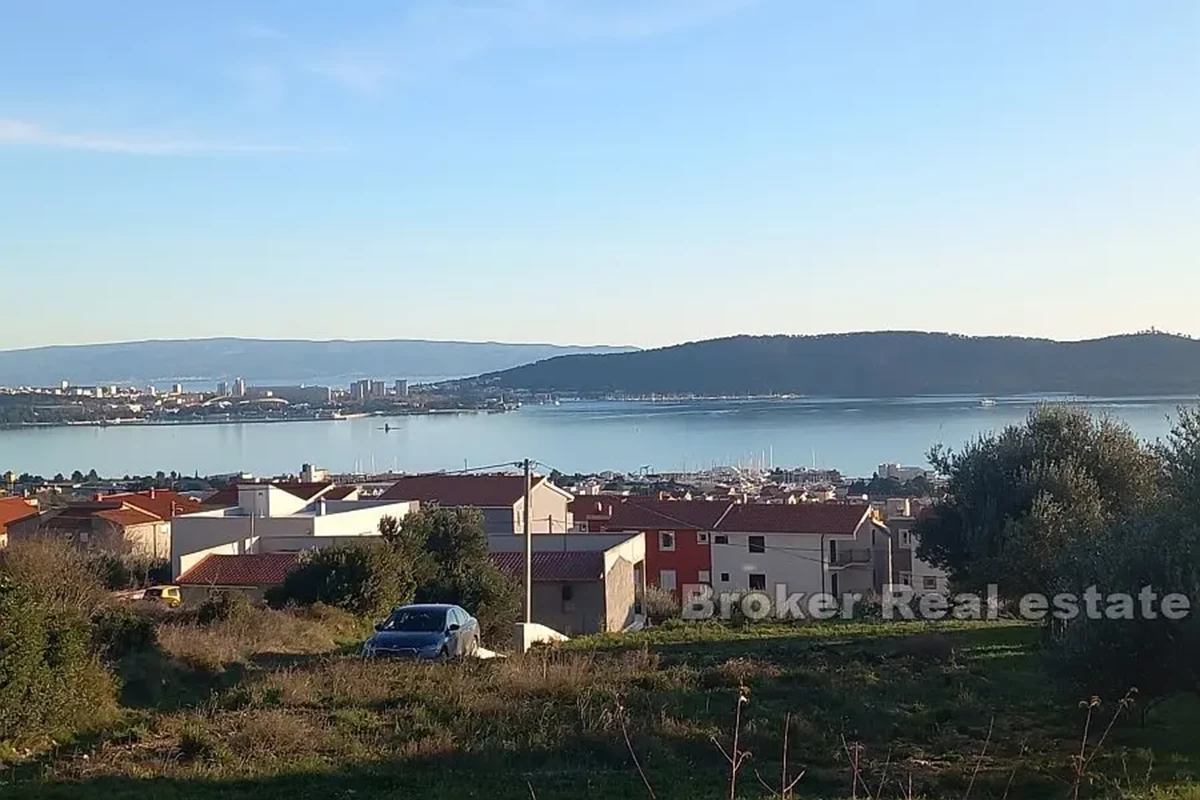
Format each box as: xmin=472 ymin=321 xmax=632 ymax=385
xmin=143 ymin=585 xmax=182 ymax=608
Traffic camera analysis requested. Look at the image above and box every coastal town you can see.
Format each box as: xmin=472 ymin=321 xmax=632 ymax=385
xmin=0 ymin=377 xmax=519 ymax=427
xmin=0 ymin=458 xmax=946 ymax=645
xmin=4 ymin=0 xmax=1195 ymax=793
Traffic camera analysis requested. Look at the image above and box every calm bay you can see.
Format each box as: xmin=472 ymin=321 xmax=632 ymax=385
xmin=0 ymin=395 xmax=1194 ymax=479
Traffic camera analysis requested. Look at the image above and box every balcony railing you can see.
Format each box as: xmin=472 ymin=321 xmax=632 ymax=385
xmin=830 ymin=548 xmax=873 ymax=567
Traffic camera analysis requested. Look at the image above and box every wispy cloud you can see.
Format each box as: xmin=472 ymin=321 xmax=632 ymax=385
xmin=304 ymin=0 xmax=754 ymax=95
xmin=0 ymin=119 xmax=340 ymax=156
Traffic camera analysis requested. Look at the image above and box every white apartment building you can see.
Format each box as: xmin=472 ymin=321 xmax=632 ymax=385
xmin=171 ymin=483 xmax=417 ymax=580
xmin=877 ymin=463 xmax=929 ymax=482
xmin=708 ymin=504 xmax=875 ymax=598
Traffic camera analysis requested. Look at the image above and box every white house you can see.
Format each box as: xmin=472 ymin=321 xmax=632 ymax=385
xmin=171 ymin=483 xmax=418 ymax=580
xmin=708 ymin=504 xmax=875 ymax=598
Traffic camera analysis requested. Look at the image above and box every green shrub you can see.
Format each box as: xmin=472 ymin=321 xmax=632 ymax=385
xmin=196 ymin=590 xmax=254 ymax=625
xmin=91 ymin=555 xmax=172 ymax=591
xmin=177 ymin=721 xmax=230 ymax=763
xmin=1050 ymin=511 xmax=1200 ymax=711
xmin=402 ymin=507 xmax=521 ymax=642
xmin=92 ymin=605 xmax=159 ymax=661
xmin=0 ymin=574 xmax=116 ymax=745
xmin=92 ymin=553 xmax=135 ymax=591
xmin=0 ymin=537 xmax=106 ymax=614
xmin=1049 ymin=409 xmax=1200 ymax=713
xmin=268 ymin=542 xmax=414 ymax=619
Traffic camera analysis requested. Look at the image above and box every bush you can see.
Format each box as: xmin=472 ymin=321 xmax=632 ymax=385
xmin=177 ymin=720 xmax=230 ymax=763
xmin=196 ymin=590 xmax=254 ymax=625
xmin=0 ymin=573 xmax=116 ymax=745
xmin=394 ymin=507 xmax=522 ymax=643
xmin=1050 ymin=511 xmax=1200 ymax=710
xmin=0 ymin=538 xmax=106 ymax=615
xmin=92 ymin=605 xmax=159 ymax=661
xmin=92 ymin=554 xmax=172 ymax=591
xmin=643 ymin=585 xmax=681 ymax=624
xmin=1048 ymin=409 xmax=1200 ymax=712
xmin=268 ymin=543 xmax=414 ymax=619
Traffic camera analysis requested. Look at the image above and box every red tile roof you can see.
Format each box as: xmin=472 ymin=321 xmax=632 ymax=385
xmin=322 ymin=486 xmax=358 ymax=501
xmin=605 ymin=499 xmax=733 ymax=531
xmin=0 ymin=497 xmax=38 ymax=533
xmin=101 ymin=490 xmax=201 ymax=519
xmin=381 ymin=474 xmax=544 ymax=506
xmin=177 ymin=553 xmax=302 ymax=587
xmin=95 ymin=507 xmax=162 ymax=527
xmin=489 ymin=551 xmax=605 ymax=582
xmin=716 ymin=503 xmax=870 ymax=535
xmin=202 ymin=482 xmax=334 ymax=508
xmin=38 ymin=502 xmax=134 ymax=532
xmin=568 ymin=495 xmax=619 ymax=519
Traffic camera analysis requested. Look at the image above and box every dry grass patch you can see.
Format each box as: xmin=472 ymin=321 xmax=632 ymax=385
xmin=713 ymin=656 xmax=783 ymax=685
xmin=156 ymin=606 xmax=351 ymax=671
xmin=229 ymin=709 xmax=330 ymax=760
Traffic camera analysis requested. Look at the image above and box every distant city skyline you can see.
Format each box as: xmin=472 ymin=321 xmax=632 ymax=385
xmin=2 ymin=0 xmax=1197 ymax=350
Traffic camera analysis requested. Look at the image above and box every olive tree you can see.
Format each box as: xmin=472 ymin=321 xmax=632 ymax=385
xmin=916 ymin=405 xmax=1159 ymax=600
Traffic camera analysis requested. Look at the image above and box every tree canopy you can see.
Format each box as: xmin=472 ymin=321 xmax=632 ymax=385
xmin=915 ymin=405 xmax=1159 ymax=599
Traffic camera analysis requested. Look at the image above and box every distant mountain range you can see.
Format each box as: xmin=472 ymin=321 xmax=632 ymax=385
xmin=474 ymin=332 xmax=1200 ymax=398
xmin=0 ymin=338 xmax=634 ymax=388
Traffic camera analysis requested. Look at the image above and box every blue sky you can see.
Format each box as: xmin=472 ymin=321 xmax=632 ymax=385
xmin=1 ymin=0 xmax=1197 ymax=349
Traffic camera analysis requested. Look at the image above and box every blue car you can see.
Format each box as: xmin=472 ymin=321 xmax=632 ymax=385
xmin=362 ymin=603 xmax=481 ymax=660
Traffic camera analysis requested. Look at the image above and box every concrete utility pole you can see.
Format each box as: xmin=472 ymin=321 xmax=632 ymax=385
xmin=523 ymin=457 xmax=532 ymax=624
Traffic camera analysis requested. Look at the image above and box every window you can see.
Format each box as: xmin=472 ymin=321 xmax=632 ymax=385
xmin=561 ymin=585 xmax=574 ymax=602
xmin=922 ymin=575 xmax=939 ymax=591
xmin=830 ymin=573 xmax=840 ymax=597
xmin=899 ymin=528 xmax=912 ymax=547
xmin=714 ymin=534 xmax=728 ymax=545
xmin=698 ymin=570 xmax=711 ymax=584
xmin=659 ymin=531 xmax=676 ymax=551
xmin=899 ymin=571 xmax=912 ymax=586
xmin=659 ymin=570 xmax=677 ymax=591
xmin=720 ymin=572 xmax=730 ymax=582
xmin=748 ymin=535 xmax=765 ymax=554
xmin=697 ymin=531 xmax=709 ymax=544
xmin=78 ymin=531 xmax=90 ymax=543
xmin=748 ymin=573 xmax=767 ymax=591
xmin=829 ymin=540 xmax=839 ymax=562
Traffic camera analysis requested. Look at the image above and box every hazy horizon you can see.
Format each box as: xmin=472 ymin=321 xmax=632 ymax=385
xmin=2 ymin=0 xmax=1196 ymax=350
xmin=1 ymin=328 xmax=1195 ymax=356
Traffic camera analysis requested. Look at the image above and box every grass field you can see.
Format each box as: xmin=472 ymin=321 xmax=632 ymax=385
xmin=5 ymin=614 xmax=1200 ymax=800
